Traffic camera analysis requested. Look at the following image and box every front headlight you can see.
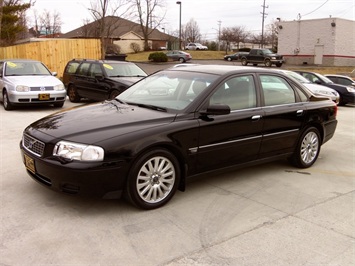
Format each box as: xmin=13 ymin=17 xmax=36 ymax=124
xmin=16 ymin=85 xmax=30 ymax=92
xmin=53 ymin=141 xmax=104 ymax=161
xmin=346 ymin=86 xmax=355 ymax=93
xmin=54 ymin=84 xmax=65 ymax=91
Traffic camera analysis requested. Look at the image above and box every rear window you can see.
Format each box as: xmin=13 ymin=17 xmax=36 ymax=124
xmin=65 ymin=62 xmax=80 ymax=74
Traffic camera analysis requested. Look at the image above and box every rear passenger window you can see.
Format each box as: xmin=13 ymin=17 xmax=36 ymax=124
xmin=260 ymin=75 xmax=296 ymax=106
xmin=77 ymin=63 xmax=91 ymax=76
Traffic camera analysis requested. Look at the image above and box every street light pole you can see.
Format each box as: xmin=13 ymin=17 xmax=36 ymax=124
xmin=176 ymin=1 xmax=181 ymax=50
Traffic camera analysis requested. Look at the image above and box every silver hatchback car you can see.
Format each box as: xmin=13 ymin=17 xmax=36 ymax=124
xmin=0 ymin=59 xmax=66 ymax=110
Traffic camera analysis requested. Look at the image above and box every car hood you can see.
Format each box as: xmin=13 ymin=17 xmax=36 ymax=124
xmin=5 ymin=75 xmax=63 ymax=86
xmin=26 ymin=101 xmax=176 ymax=144
xmin=109 ymin=76 xmax=145 ymax=85
xmin=303 ymin=83 xmax=334 ymax=92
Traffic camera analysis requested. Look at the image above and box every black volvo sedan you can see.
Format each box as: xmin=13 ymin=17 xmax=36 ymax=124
xmin=20 ymin=65 xmax=338 ymax=209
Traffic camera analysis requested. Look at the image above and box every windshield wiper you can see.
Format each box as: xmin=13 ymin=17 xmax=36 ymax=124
xmin=127 ymin=102 xmax=167 ymax=112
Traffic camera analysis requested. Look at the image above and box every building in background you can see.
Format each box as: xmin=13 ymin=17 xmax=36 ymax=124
xmin=277 ymin=18 xmax=355 ymax=66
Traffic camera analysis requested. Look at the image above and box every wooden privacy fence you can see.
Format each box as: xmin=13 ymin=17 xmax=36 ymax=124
xmin=0 ymin=39 xmax=101 ymax=78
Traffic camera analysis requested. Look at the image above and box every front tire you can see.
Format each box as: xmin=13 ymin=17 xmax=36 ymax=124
xmin=265 ymin=59 xmax=272 ymax=67
xmin=125 ymin=149 xmax=180 ymax=209
xmin=67 ymin=84 xmax=81 ymax=103
xmin=227 ymin=57 xmax=232 ymax=61
xmin=3 ymin=91 xmax=14 ymax=111
xmin=289 ymin=127 xmax=321 ymax=168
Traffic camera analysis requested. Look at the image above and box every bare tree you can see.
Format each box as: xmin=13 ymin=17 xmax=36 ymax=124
xmin=38 ymin=10 xmax=62 ymax=37
xmin=184 ymin=18 xmax=201 ymax=43
xmin=128 ymin=0 xmax=166 ymax=51
xmin=219 ymin=26 xmax=249 ymax=52
xmin=88 ymin=0 xmax=128 ymax=58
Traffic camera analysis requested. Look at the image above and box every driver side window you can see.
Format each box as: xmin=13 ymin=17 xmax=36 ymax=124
xmin=210 ymin=75 xmax=257 ymax=110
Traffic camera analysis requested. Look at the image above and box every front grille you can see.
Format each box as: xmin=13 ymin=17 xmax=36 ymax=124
xmin=30 ymin=86 xmax=54 ymax=91
xmin=23 ymin=134 xmax=45 ymax=157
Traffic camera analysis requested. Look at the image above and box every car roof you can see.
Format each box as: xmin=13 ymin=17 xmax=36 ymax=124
xmin=2 ymin=59 xmax=41 ymax=63
xmin=67 ymin=59 xmax=133 ymax=64
xmin=167 ymin=65 xmax=280 ymax=75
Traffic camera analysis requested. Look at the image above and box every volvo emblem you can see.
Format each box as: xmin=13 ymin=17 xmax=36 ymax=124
xmin=40 ymin=86 xmax=46 ymax=91
xmin=27 ymin=139 xmax=36 ymax=149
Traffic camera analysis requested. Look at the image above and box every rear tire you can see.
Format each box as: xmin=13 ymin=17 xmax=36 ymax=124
xmin=125 ymin=149 xmax=180 ymax=209
xmin=289 ymin=127 xmax=321 ymax=168
xmin=241 ymin=58 xmax=248 ymax=66
xmin=179 ymin=57 xmax=185 ymax=63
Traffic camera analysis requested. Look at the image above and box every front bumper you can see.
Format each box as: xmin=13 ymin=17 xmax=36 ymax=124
xmin=7 ymin=90 xmax=66 ymax=104
xmin=20 ymin=146 xmax=128 ymax=199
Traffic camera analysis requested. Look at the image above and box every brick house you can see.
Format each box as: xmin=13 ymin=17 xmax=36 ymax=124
xmin=277 ymin=18 xmax=355 ymax=66
xmin=60 ymin=16 xmax=177 ymax=53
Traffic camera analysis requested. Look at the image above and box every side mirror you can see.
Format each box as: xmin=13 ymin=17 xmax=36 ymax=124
xmin=52 ymin=72 xmax=57 ymax=76
xmin=95 ymin=74 xmax=104 ymax=81
xmin=200 ymin=104 xmax=230 ymax=116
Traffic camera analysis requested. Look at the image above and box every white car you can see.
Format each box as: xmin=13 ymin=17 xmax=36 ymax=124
xmin=0 ymin=59 xmax=66 ymax=110
xmin=185 ymin=43 xmax=208 ymax=50
xmin=276 ymin=70 xmax=340 ymax=104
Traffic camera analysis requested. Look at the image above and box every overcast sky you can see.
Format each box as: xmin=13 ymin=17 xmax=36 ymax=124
xmin=31 ymin=0 xmax=355 ymax=40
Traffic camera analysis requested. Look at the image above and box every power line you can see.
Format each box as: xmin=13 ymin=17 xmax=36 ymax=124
xmin=301 ymin=0 xmax=329 ymax=17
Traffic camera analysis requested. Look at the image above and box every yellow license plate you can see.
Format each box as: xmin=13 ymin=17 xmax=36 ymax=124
xmin=38 ymin=94 xmax=50 ymax=100
xmin=24 ymin=154 xmax=36 ymax=174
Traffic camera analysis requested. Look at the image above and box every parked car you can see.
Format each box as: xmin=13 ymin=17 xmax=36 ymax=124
xmin=276 ymin=70 xmax=340 ymax=104
xmin=295 ymin=71 xmax=355 ymax=106
xmin=0 ymin=59 xmax=66 ymax=111
xmin=165 ymin=50 xmax=192 ymax=63
xmin=20 ymin=65 xmax=338 ymax=209
xmin=224 ymin=52 xmax=249 ymax=61
xmin=324 ymin=74 xmax=355 ymax=87
xmin=185 ymin=43 xmax=208 ymax=50
xmin=240 ymin=49 xmax=284 ymax=67
xmin=62 ymin=59 xmax=147 ymax=102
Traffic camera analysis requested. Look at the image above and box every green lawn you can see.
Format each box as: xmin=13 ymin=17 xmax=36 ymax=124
xmin=126 ymin=51 xmax=354 ymax=75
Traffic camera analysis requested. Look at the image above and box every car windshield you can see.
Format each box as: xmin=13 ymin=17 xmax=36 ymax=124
xmin=319 ymin=75 xmax=334 ymax=84
xmin=103 ymin=63 xmax=147 ymax=77
xmin=5 ymin=61 xmax=51 ymax=76
xmin=117 ymin=70 xmax=218 ymax=112
xmin=284 ymin=71 xmax=311 ymax=83
xmin=262 ymin=49 xmax=274 ymax=54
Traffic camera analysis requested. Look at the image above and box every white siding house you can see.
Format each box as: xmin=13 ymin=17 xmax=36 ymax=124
xmin=277 ymin=18 xmax=355 ymax=66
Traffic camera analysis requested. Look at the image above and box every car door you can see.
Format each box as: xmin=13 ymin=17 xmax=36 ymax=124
xmin=195 ymin=74 xmax=264 ymax=173
xmin=84 ymin=63 xmax=110 ymax=101
xmin=74 ymin=62 xmax=91 ymax=96
xmin=258 ymin=74 xmax=306 ymax=157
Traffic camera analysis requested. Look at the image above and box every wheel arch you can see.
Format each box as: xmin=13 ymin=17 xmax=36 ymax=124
xmin=302 ymin=121 xmax=324 ymax=144
xmin=125 ymin=142 xmax=188 ymax=192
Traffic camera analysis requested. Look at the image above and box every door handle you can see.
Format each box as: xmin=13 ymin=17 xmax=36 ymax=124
xmin=252 ymin=115 xmax=262 ymax=120
xmin=296 ymin=110 xmax=304 ymax=116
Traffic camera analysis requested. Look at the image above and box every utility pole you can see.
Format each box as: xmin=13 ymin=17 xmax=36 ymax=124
xmin=217 ymin=20 xmax=221 ymax=51
xmin=261 ymin=0 xmax=268 ymax=48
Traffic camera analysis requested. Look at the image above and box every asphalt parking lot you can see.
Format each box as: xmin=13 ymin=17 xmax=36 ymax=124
xmin=1 ymin=61 xmax=354 ymax=265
